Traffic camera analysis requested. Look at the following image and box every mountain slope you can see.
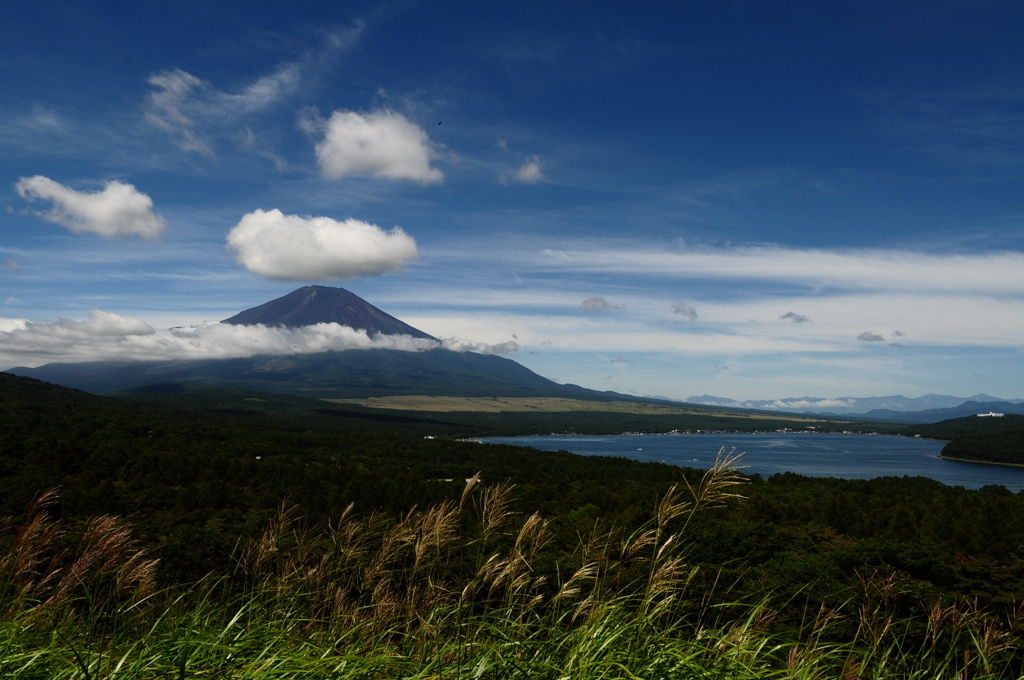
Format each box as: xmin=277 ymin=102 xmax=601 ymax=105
xmin=10 ymin=348 xmax=611 ymax=399
xmin=6 ymin=286 xmax=619 ymax=400
xmin=859 ymin=400 xmax=1024 ymax=424
xmin=222 ymin=285 xmax=436 ymax=340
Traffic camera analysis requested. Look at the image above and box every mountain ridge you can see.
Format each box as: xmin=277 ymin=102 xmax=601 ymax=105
xmin=9 ymin=349 xmax=623 ymax=400
xmin=687 ymin=393 xmax=1024 ymax=420
xmin=222 ymin=285 xmax=437 ymax=340
xmin=5 ymin=286 xmax=623 ymax=401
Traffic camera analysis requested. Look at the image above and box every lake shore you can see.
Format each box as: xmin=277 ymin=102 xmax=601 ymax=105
xmin=483 ymin=432 xmax=1024 ymax=492
xmin=938 ymin=454 xmax=1024 ymax=469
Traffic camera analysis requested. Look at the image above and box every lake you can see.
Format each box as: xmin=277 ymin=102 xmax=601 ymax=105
xmin=480 ymin=433 xmax=1024 ymax=492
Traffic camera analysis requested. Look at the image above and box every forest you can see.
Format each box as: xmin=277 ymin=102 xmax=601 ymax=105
xmin=905 ymin=414 xmax=1024 ymax=466
xmin=2 ymin=372 xmax=1024 ymax=677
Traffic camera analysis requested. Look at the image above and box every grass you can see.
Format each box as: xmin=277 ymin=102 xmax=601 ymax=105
xmin=2 ymin=449 xmax=1021 ymax=679
xmin=327 ymin=395 xmax=832 ymax=421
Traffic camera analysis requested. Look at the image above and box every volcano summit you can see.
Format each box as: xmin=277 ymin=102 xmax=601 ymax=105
xmin=7 ymin=286 xmax=609 ymax=401
xmin=223 ymin=286 xmax=436 ymax=341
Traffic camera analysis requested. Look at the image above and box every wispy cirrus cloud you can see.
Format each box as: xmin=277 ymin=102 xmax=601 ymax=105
xmin=142 ymin=24 xmax=362 ymax=158
xmin=144 ymin=65 xmax=302 ymax=156
xmin=395 ymin=284 xmax=1024 ymax=363
xmin=516 ymin=156 xmax=543 ymax=183
xmin=537 ymin=244 xmax=1024 ymax=294
xmin=144 ymin=69 xmax=218 ymax=155
xmin=500 ymin=155 xmax=543 ymax=184
xmin=863 ymin=84 xmax=1024 ymax=167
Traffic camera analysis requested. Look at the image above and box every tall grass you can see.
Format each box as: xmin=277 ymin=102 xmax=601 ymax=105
xmin=1 ymin=449 xmax=1021 ymax=678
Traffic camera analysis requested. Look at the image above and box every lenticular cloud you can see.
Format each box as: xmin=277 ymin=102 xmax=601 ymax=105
xmin=226 ymin=208 xmax=419 ymax=281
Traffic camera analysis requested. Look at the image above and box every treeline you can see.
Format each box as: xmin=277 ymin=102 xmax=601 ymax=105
xmin=941 ymin=431 xmax=1024 ymax=466
xmin=903 ymin=414 xmax=1024 ymax=466
xmin=2 ymin=373 xmax=1024 ymax=619
xmin=125 ymin=384 xmax=894 ymax=437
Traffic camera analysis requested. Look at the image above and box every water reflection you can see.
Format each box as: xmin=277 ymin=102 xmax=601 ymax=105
xmin=481 ymin=433 xmax=1024 ymax=492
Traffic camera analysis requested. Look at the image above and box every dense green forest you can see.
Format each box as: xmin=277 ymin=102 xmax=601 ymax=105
xmin=903 ymin=414 xmax=1024 ymax=466
xmin=941 ymin=430 xmax=1024 ymax=466
xmin=3 ymin=372 xmax=1023 ymax=598
xmin=3 ymin=372 xmax=1024 ymax=677
xmin=122 ymin=382 xmax=892 ymax=437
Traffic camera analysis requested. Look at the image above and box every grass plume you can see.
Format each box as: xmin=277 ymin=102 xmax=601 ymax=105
xmin=1 ymin=454 xmax=1022 ymax=679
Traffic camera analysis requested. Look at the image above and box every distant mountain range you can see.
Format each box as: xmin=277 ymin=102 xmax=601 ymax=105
xmin=6 ymin=286 xmax=619 ymax=401
xmin=687 ymin=394 xmax=1024 ymax=423
xmin=11 ymin=286 xmax=1020 ymax=424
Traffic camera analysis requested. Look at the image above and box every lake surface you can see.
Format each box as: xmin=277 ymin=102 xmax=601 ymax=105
xmin=480 ymin=433 xmax=1024 ymax=492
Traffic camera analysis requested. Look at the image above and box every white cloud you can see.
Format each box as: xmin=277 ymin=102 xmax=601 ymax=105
xmin=0 ymin=311 xmax=523 ymax=369
xmin=0 ymin=318 xmax=28 ymax=333
xmin=15 ymin=176 xmax=167 ymax=240
xmin=310 ymin=109 xmax=443 ymax=183
xmin=441 ymin=337 xmax=519 ymax=355
xmin=226 ymin=208 xmax=419 ymax=281
xmin=538 ymin=244 xmax=1024 ymax=294
xmin=515 ymin=156 xmax=543 ymax=183
xmin=701 ymin=397 xmax=860 ymax=411
xmin=399 ymin=290 xmax=1024 ymax=363
xmin=402 ymin=311 xmax=837 ymax=355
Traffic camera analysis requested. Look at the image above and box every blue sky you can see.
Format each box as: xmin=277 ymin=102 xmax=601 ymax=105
xmin=2 ymin=0 xmax=1024 ymax=402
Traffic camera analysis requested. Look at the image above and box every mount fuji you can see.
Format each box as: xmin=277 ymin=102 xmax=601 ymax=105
xmin=222 ymin=285 xmax=437 ymax=340
xmin=6 ymin=286 xmax=613 ymax=400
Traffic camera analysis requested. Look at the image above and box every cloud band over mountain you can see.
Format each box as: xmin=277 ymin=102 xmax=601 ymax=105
xmin=0 ymin=312 xmax=516 ymax=368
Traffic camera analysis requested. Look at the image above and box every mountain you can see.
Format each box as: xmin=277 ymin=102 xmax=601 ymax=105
xmin=687 ymin=393 xmax=1024 ymax=423
xmin=859 ymin=401 xmax=1024 ymax=424
xmin=222 ymin=285 xmax=436 ymax=340
xmin=10 ymin=349 xmax=614 ymax=400
xmin=6 ymin=286 xmax=618 ymax=401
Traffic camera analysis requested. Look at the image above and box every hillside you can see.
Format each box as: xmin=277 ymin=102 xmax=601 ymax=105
xmin=4 ymin=370 xmax=1024 ymax=678
xmin=901 ymin=413 xmax=1024 ymax=467
xmin=940 ymin=431 xmax=1024 ymax=466
xmin=6 ymin=285 xmax=645 ymax=402
xmin=905 ymin=413 xmax=1024 ymax=441
xmin=8 ymin=347 xmax=614 ymax=399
